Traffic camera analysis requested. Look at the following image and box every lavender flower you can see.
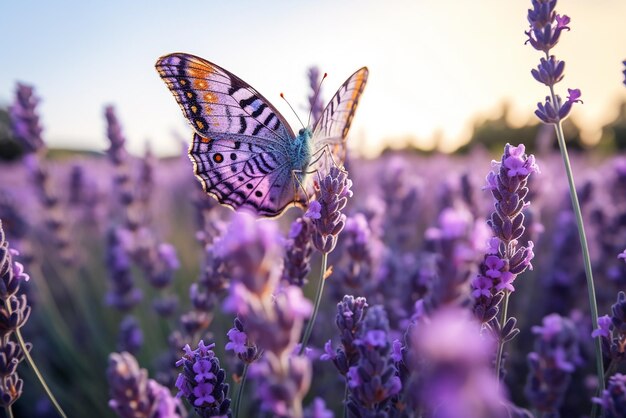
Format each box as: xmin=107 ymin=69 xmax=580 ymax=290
xmin=345 ymin=305 xmax=401 ymax=417
xmin=105 ymin=105 xmax=129 ymax=168
xmin=282 ymin=217 xmax=313 ymax=287
xmin=412 ymin=308 xmax=508 ymax=418
xmin=175 ymin=341 xmax=231 ymax=417
xmin=378 ymin=158 xmax=421 ymax=249
xmin=9 ymin=83 xmax=44 ymax=154
xmin=333 ymin=214 xmax=379 ymax=298
xmin=593 ymin=291 xmax=626 ymax=366
xmin=249 ymin=353 xmax=312 ymax=418
xmin=107 ymin=351 xmax=183 ymax=418
xmin=321 ymin=295 xmax=368 ymax=376
xmin=306 ymin=166 xmax=353 ymax=254
xmin=525 ymin=313 xmax=581 ymax=417
xmin=526 ymin=0 xmax=581 ymax=124
xmin=104 ymin=227 xmax=142 ymax=311
xmin=10 ymin=83 xmax=74 ymax=263
xmin=219 ymin=213 xmax=313 ymax=417
xmin=593 ymin=373 xmax=626 ymax=418
xmin=117 ymin=315 xmax=143 ymax=355
xmin=622 ymin=60 xmax=626 ymax=86
xmin=0 ymin=220 xmax=31 ymax=407
xmin=472 ymin=144 xmax=538 ymax=324
xmin=308 ymin=67 xmax=324 ymax=124
xmin=423 ymin=206 xmax=481 ymax=311
xmin=304 ymin=397 xmax=334 ymax=418
xmin=225 ymin=317 xmax=260 ymax=364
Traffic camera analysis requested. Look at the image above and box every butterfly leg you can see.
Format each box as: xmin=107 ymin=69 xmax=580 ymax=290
xmin=307 ymin=144 xmax=347 ymax=174
xmin=290 ymin=169 xmax=312 ymax=206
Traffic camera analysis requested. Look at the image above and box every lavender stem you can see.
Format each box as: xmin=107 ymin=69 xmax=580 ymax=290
xmin=342 ymin=383 xmax=348 ymax=418
xmin=299 ymin=252 xmax=328 ymax=355
xmin=547 ymin=82 xmax=604 ymax=411
xmin=233 ymin=362 xmax=249 ymax=418
xmin=495 ymin=290 xmax=511 ymax=382
xmin=4 ymin=299 xmax=67 ymax=418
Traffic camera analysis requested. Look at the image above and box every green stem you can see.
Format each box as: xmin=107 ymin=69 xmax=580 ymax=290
xmin=495 ymin=290 xmax=511 ymax=382
xmin=4 ymin=298 xmax=67 ymax=418
xmin=343 ymin=382 xmax=348 ymax=418
xmin=605 ymin=359 xmax=618 ymax=383
xmin=299 ymin=252 xmax=328 ymax=355
xmin=233 ymin=363 xmax=249 ymax=418
xmin=548 ymin=84 xmax=604 ymax=418
xmin=5 ymin=406 xmax=13 ymax=418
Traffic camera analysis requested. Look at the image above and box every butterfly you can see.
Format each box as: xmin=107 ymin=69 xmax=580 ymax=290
xmin=155 ymin=53 xmax=368 ymax=217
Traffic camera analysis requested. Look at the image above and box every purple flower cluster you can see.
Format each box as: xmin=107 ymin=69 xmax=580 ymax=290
xmin=321 ymin=295 xmax=369 ymax=376
xmin=423 ymin=205 xmax=485 ymax=311
xmin=333 ymin=214 xmax=380 ymax=298
xmin=525 ymin=313 xmax=581 ymax=416
xmin=593 ymin=373 xmax=626 ymax=418
xmin=107 ymin=351 xmax=183 ymax=418
xmin=473 ymin=144 xmax=538 ymax=323
xmin=219 ymin=213 xmax=313 ymax=417
xmin=105 ymin=228 xmax=142 ymax=311
xmin=282 ymin=217 xmax=314 ymax=287
xmin=308 ymin=66 xmax=324 ymax=124
xmin=225 ymin=316 xmax=260 ymax=364
xmin=593 ymin=291 xmax=626 ymax=366
xmin=345 ymin=305 xmax=401 ymax=417
xmin=411 ymin=308 xmax=509 ymax=418
xmin=306 ymin=166 xmax=353 ymax=254
xmin=526 ymin=0 xmax=582 ymax=124
xmin=10 ymin=84 xmax=74 ymax=264
xmin=0 ymin=220 xmax=31 ymax=407
xmin=175 ymin=341 xmax=231 ymax=418
xmin=9 ymin=83 xmax=44 ymax=154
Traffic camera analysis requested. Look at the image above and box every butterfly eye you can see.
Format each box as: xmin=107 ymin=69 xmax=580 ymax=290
xmin=298 ymin=128 xmax=305 ymax=136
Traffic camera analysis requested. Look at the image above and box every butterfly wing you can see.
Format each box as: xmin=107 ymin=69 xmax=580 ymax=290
xmin=189 ymin=133 xmax=304 ymax=217
xmin=156 ymin=53 xmax=302 ymax=216
xmin=310 ymin=67 xmax=368 ymax=176
xmin=156 ymin=53 xmax=295 ymax=143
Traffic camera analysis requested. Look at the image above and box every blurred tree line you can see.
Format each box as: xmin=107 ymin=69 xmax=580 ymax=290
xmin=0 ymin=107 xmax=23 ymax=161
xmin=379 ymin=99 xmax=626 ymax=156
xmin=3 ymin=100 xmax=626 ymax=160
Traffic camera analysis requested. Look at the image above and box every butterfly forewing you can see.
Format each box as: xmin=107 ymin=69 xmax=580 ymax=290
xmin=155 ymin=53 xmax=295 ymax=145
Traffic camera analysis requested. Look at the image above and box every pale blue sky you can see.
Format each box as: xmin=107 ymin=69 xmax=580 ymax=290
xmin=1 ymin=1 xmax=625 ymax=156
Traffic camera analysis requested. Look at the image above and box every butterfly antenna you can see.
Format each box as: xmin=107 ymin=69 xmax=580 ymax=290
xmin=307 ymin=72 xmax=327 ymax=127
xmin=280 ymin=92 xmax=306 ymax=130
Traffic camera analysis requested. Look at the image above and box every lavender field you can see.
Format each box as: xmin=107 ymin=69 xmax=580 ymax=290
xmin=2 ymin=1 xmax=626 ymax=418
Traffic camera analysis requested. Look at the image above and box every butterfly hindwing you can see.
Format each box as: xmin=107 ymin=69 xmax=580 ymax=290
xmin=155 ymin=53 xmax=294 ymax=147
xmin=189 ymin=133 xmax=304 ymax=217
xmin=311 ymin=67 xmax=368 ymax=175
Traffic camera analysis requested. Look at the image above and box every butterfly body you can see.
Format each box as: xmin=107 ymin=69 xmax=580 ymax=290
xmin=156 ymin=53 xmax=367 ymax=217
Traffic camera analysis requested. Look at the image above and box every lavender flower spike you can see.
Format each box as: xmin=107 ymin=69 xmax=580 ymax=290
xmin=9 ymin=83 xmax=44 ymax=154
xmin=593 ymin=373 xmax=626 ymax=418
xmin=472 ymin=144 xmax=538 ymax=324
xmin=176 ymin=341 xmax=231 ymax=418
xmin=307 ymin=166 xmax=353 ymax=254
xmin=412 ymin=308 xmax=509 ymax=418
xmin=526 ymin=0 xmax=604 ymax=401
xmin=0 ymin=220 xmax=31 ymax=408
xmin=525 ymin=314 xmax=581 ymax=417
xmin=282 ymin=217 xmax=314 ymax=287
xmin=107 ymin=351 xmax=183 ymax=418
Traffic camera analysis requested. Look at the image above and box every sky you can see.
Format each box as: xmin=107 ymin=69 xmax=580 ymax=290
xmin=1 ymin=0 xmax=625 ymax=157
